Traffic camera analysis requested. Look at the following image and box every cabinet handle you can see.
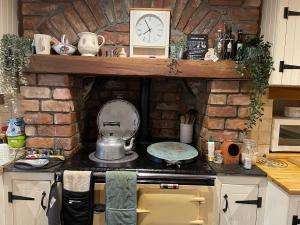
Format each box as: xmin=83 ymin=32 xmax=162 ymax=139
xmin=41 ymin=192 xmax=47 ymax=210
xmin=223 ymin=194 xmax=228 ymax=213
xmin=292 ymin=216 xmax=300 ymax=225
xmin=189 ymin=219 xmax=204 ymax=224
xmin=191 ymin=197 xmax=205 ymax=203
xmin=136 ymin=208 xmax=150 ymax=213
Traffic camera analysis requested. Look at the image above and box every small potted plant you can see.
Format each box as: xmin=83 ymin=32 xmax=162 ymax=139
xmin=170 ymin=36 xmax=187 ymax=59
xmin=236 ymin=36 xmax=274 ymax=133
xmin=0 ymin=34 xmax=32 ymax=114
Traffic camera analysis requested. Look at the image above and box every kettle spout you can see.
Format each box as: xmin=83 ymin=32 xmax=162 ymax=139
xmin=124 ymin=138 xmax=135 ymax=152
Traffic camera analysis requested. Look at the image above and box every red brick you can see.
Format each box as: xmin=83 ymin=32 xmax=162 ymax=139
xmin=116 ymin=33 xmax=129 ymax=45
xmin=22 ymin=100 xmax=39 ymax=111
xmin=207 ymin=106 xmax=237 ymax=117
xmin=210 ymin=81 xmax=239 ymax=93
xmin=177 ymin=0 xmax=202 ymax=31
xmin=162 ymin=111 xmax=177 ymax=120
xmin=227 ymin=94 xmax=250 ymax=106
xmin=99 ymin=31 xmax=117 ymax=45
xmin=26 ymin=137 xmax=54 ymax=148
xmin=25 ymin=125 xmax=36 ymax=136
xmin=151 ymin=80 xmax=177 ymax=92
xmin=55 ymin=124 xmax=77 ymax=137
xmin=160 ymin=129 xmax=178 ymax=138
xmin=238 ymin=107 xmax=250 ymax=118
xmin=73 ymin=0 xmax=98 ymax=32
xmin=208 ymin=94 xmax=227 ymax=105
xmin=100 ymin=0 xmax=115 ymax=23
xmin=200 ymin=128 xmax=238 ymax=142
xmin=150 ymin=111 xmax=161 ymax=119
xmin=228 ymin=8 xmax=260 ymax=21
xmin=208 ymin=0 xmax=242 ymax=5
xmin=163 ymin=93 xmax=180 ymax=102
xmin=22 ymin=3 xmax=60 ymax=15
xmin=204 ymin=117 xmax=224 ymax=129
xmin=38 ymin=74 xmax=73 ymax=87
xmin=225 ymin=119 xmax=247 ymax=130
xmin=23 ymin=16 xmax=42 ymax=29
xmin=243 ymin=0 xmax=261 ymax=7
xmin=113 ymin=0 xmax=123 ymax=23
xmin=53 ymin=88 xmax=73 ymax=100
xmin=105 ymin=80 xmax=126 ymax=90
xmin=63 ymin=6 xmax=88 ymax=33
xmin=173 ymin=0 xmax=188 ymax=27
xmin=192 ymin=10 xmax=221 ymax=35
xmin=42 ymin=100 xmax=75 ymax=112
xmin=155 ymin=103 xmax=179 ymax=111
xmin=85 ymin=0 xmax=108 ymax=28
xmin=24 ymin=113 xmax=53 ymax=124
xmin=20 ymin=86 xmax=50 ymax=99
xmin=24 ymin=74 xmax=37 ymax=85
xmin=151 ymin=0 xmax=164 ymax=8
xmin=240 ymin=81 xmax=252 ymax=93
xmin=184 ymin=3 xmax=209 ymax=34
xmin=54 ymin=113 xmax=77 ymax=124
xmin=105 ymin=23 xmax=129 ymax=32
xmin=55 ymin=134 xmax=80 ymax=150
xmin=38 ymin=125 xmax=55 ymax=136
xmin=151 ymin=120 xmax=177 ymax=129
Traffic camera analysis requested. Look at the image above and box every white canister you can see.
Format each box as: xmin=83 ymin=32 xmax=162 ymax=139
xmin=34 ymin=34 xmax=51 ymax=55
xmin=0 ymin=143 xmax=10 ymax=162
xmin=180 ymin=123 xmax=193 ymax=143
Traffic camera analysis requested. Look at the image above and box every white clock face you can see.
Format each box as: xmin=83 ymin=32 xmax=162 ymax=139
xmin=135 ymin=14 xmax=164 ymax=43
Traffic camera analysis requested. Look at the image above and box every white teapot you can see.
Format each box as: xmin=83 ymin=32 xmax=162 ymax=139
xmin=78 ymin=32 xmax=105 ymax=56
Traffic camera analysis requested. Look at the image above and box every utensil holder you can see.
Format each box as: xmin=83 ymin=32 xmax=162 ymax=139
xmin=180 ymin=123 xmax=193 ymax=143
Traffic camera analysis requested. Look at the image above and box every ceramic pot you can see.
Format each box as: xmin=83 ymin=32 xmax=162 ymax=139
xmin=78 ymin=32 xmax=105 ymax=56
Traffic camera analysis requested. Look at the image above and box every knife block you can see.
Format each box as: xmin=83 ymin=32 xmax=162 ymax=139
xmin=221 ymin=141 xmax=240 ymax=164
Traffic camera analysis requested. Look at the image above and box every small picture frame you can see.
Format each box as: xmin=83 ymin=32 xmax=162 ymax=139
xmin=187 ymin=34 xmax=208 ymax=60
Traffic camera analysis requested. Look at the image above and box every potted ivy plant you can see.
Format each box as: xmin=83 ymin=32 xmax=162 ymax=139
xmin=236 ymin=36 xmax=274 ymax=132
xmin=0 ymin=34 xmax=32 ymax=114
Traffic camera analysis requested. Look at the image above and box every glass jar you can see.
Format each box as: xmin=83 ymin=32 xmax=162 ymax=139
xmin=241 ymin=139 xmax=257 ymax=165
xmin=214 ymin=150 xmax=223 ymax=164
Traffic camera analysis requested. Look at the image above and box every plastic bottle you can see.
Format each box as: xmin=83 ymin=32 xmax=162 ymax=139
xmin=207 ymin=136 xmax=215 ymax=162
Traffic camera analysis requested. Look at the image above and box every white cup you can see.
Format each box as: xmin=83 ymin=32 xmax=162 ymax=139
xmin=180 ymin=123 xmax=193 ymax=143
xmin=34 ymin=34 xmax=51 ymax=55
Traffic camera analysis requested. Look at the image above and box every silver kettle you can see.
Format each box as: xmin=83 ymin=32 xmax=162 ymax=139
xmin=95 ymin=134 xmax=134 ymax=160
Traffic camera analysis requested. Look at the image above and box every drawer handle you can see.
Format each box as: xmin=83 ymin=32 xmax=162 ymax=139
xmin=136 ymin=209 xmax=150 ymax=213
xmin=191 ymin=197 xmax=205 ymax=203
xmin=189 ymin=219 xmax=204 ymax=224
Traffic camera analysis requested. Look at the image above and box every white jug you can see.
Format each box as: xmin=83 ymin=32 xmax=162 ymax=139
xmin=78 ymin=32 xmax=105 ymax=56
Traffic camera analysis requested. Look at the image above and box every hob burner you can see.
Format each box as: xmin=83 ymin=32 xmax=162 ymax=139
xmin=89 ymin=151 xmax=138 ymax=164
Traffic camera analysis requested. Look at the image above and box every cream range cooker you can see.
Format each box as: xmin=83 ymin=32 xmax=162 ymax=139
xmin=62 ymin=99 xmax=216 ymax=225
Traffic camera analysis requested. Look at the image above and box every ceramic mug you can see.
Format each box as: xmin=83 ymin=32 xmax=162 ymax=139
xmin=34 ymin=34 xmax=51 ymax=55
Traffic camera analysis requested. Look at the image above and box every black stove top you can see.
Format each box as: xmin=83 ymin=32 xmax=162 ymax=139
xmin=63 ymin=143 xmax=216 ymax=177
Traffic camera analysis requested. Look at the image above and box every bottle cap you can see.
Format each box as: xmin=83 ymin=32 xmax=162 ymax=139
xmin=208 ymin=136 xmax=214 ymax=142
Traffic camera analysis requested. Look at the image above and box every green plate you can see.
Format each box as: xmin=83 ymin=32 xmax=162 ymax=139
xmin=147 ymin=142 xmax=198 ymax=161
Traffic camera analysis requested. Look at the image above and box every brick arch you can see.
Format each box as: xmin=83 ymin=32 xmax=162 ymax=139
xmin=22 ymin=0 xmax=260 ymax=47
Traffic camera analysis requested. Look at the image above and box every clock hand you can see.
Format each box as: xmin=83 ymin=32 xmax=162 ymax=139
xmin=144 ymin=19 xmax=151 ymax=31
xmin=143 ymin=28 xmax=152 ymax=35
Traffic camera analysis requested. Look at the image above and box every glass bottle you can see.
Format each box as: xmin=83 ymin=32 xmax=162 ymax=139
xmin=224 ymin=25 xmax=233 ymax=59
xmin=215 ymin=30 xmax=223 ymax=59
xmin=235 ymin=29 xmax=244 ymax=61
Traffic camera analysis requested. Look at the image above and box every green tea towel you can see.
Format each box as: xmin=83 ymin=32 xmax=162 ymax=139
xmin=105 ymin=171 xmax=137 ymax=225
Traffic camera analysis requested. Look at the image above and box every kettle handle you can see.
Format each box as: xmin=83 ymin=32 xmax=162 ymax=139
xmin=98 ymin=35 xmax=105 ymax=49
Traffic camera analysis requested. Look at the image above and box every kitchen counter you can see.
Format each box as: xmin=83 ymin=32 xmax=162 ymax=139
xmin=209 ymin=162 xmax=267 ymax=177
xmin=257 ymin=158 xmax=300 ymax=195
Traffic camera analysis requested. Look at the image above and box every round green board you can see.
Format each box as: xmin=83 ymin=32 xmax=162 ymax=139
xmin=147 ymin=142 xmax=198 ymax=161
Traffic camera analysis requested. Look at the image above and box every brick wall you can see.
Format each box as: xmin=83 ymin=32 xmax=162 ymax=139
xmin=19 ymin=0 xmax=263 ymax=155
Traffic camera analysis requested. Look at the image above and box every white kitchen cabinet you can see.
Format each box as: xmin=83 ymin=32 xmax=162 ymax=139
xmin=3 ymin=172 xmax=54 ymax=225
xmin=0 ymin=174 xmax=5 ymax=225
xmin=264 ymin=181 xmax=300 ymax=225
xmin=215 ymin=176 xmax=267 ymax=225
xmin=261 ymin=0 xmax=300 ymax=86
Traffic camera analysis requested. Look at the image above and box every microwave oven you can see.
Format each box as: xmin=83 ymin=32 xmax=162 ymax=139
xmin=271 ymin=117 xmax=300 ymax=152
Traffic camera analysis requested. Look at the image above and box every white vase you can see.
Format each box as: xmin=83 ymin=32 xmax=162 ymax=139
xmin=78 ymin=32 xmax=105 ymax=56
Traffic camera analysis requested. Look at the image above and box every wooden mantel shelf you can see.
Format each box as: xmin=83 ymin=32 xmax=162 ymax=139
xmin=26 ymin=55 xmax=244 ymax=79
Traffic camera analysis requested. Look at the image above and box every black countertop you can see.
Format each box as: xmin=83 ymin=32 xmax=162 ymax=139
xmin=4 ymin=143 xmax=267 ymax=179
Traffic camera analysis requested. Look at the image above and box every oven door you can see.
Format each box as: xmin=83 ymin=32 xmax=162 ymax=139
xmin=271 ymin=118 xmax=300 ymax=152
xmin=93 ymin=183 xmax=215 ymax=225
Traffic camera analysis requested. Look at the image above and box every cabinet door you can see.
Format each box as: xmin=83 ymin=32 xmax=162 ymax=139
xmin=220 ymin=184 xmax=258 ymax=225
xmin=282 ymin=0 xmax=300 ymax=85
xmin=0 ymin=175 xmax=4 ymax=225
xmin=137 ymin=184 xmax=214 ymax=225
xmin=12 ymin=180 xmax=50 ymax=225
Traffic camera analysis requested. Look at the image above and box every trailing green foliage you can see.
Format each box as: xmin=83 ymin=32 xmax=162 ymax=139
xmin=0 ymin=34 xmax=32 ymax=114
xmin=236 ymin=36 xmax=274 ymax=131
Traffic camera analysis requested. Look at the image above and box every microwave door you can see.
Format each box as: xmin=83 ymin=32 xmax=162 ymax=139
xmin=279 ymin=125 xmax=300 ymax=146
